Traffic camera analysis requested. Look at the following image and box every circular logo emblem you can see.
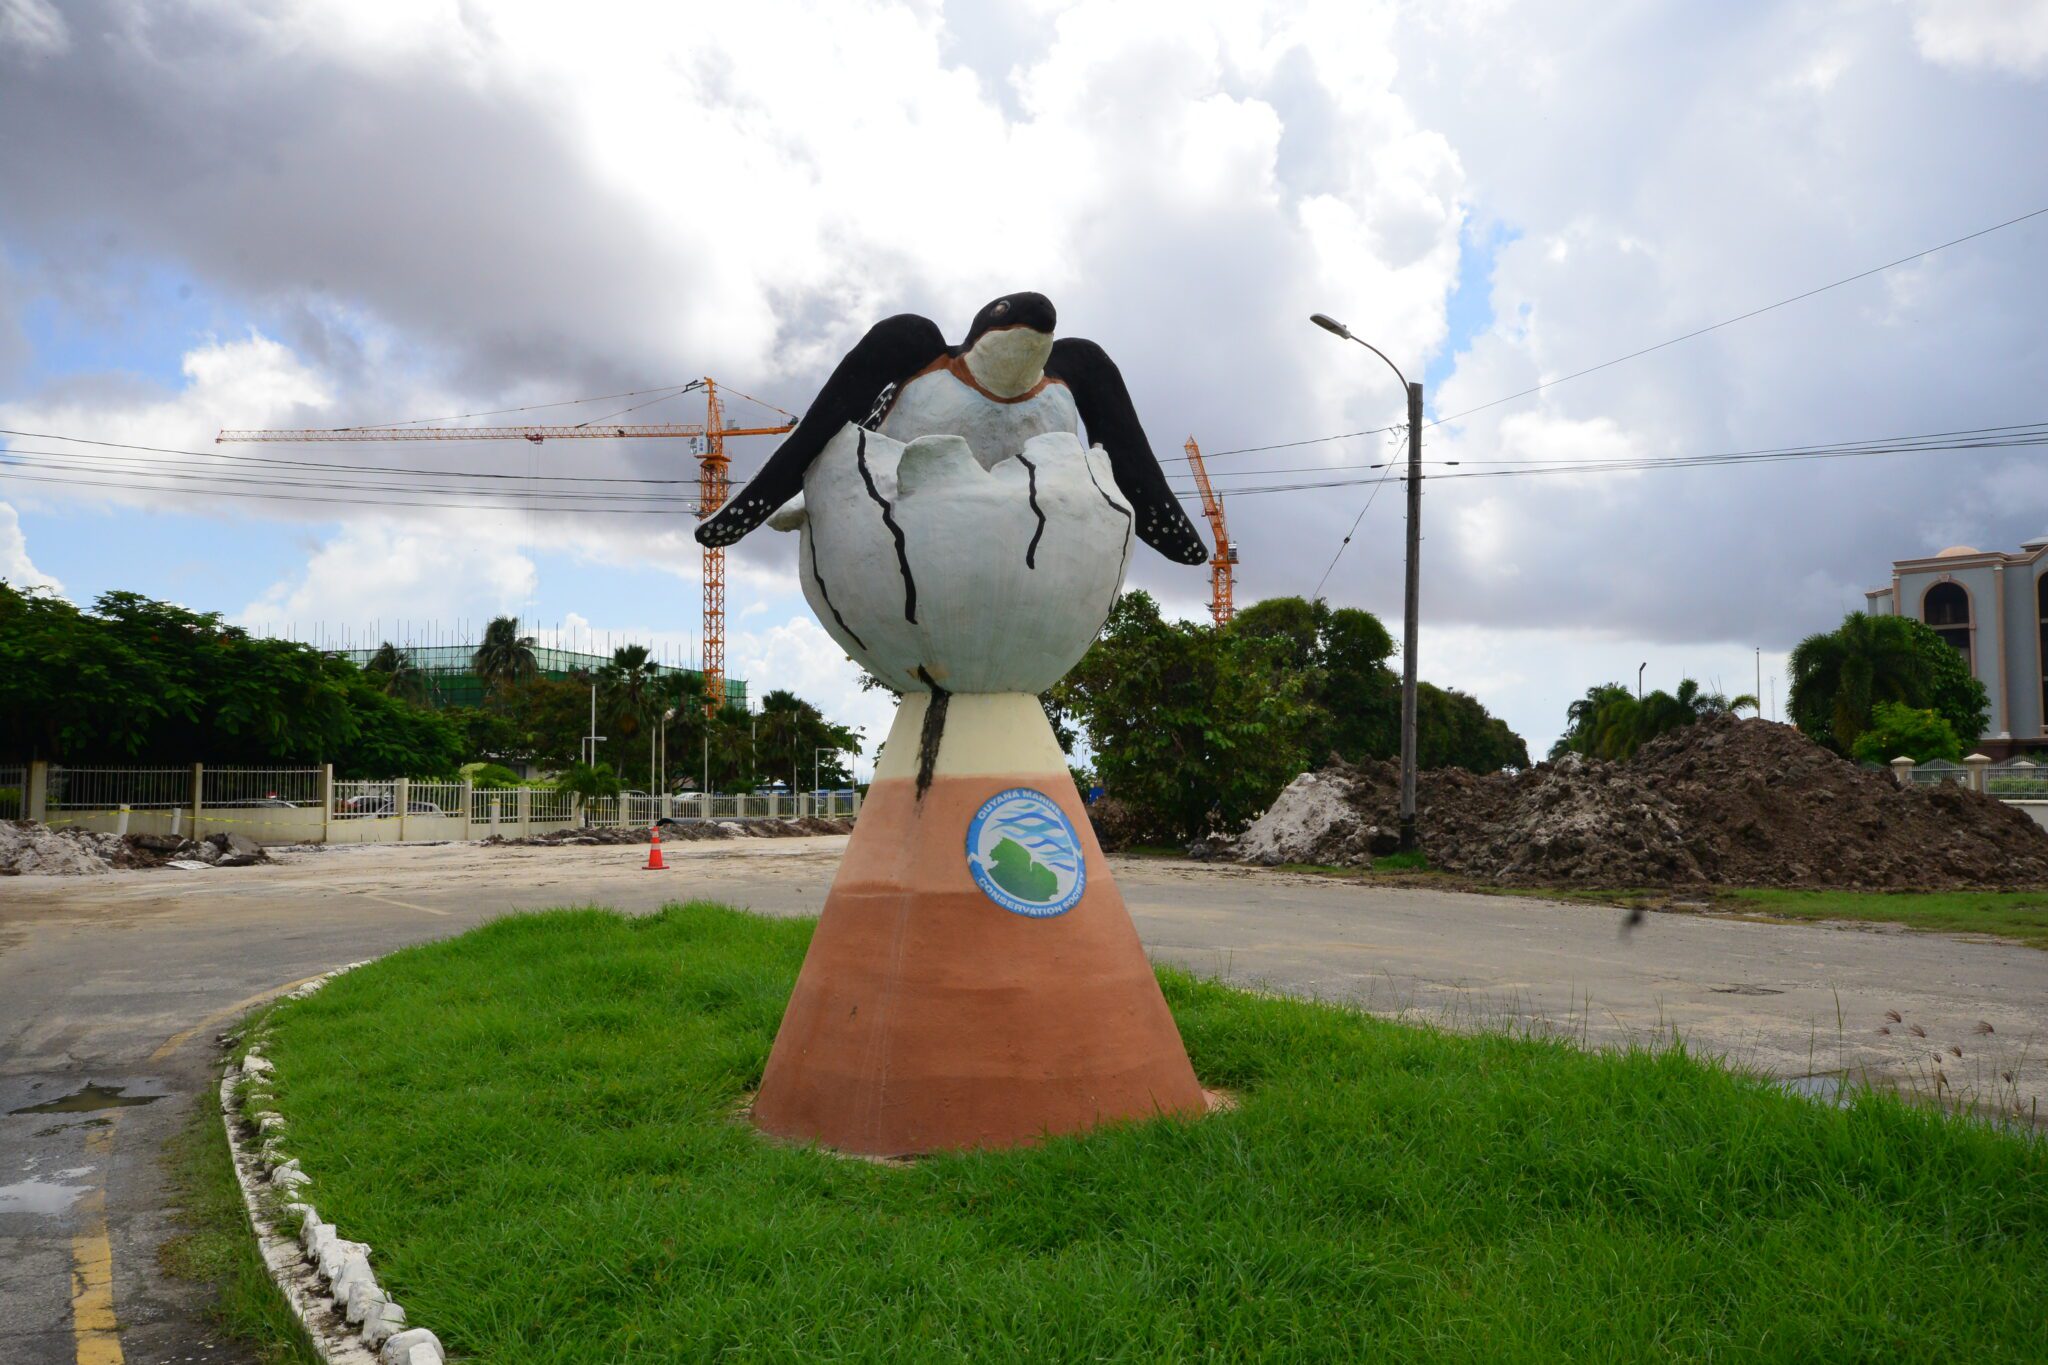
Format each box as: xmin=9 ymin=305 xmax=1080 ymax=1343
xmin=965 ymin=787 xmax=1086 ymax=918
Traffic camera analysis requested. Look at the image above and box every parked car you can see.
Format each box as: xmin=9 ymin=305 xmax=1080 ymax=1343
xmin=336 ymin=795 xmax=445 ymax=818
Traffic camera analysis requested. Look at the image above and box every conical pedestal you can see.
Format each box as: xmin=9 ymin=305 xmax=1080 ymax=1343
xmin=752 ymin=692 xmax=1204 ymax=1156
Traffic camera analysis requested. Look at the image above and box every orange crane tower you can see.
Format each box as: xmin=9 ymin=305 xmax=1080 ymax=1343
xmin=220 ymin=378 xmax=794 ymax=715
xmin=1182 ymin=437 xmax=1237 ymax=625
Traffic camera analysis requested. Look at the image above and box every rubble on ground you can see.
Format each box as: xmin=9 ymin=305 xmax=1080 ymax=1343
xmin=1 ymin=823 xmax=272 ymax=875
xmin=1236 ymin=716 xmax=2048 ymax=889
xmin=482 ymin=816 xmax=854 ymax=848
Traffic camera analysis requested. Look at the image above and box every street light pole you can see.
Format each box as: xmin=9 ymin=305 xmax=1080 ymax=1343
xmin=1312 ymin=312 xmax=1423 ymax=851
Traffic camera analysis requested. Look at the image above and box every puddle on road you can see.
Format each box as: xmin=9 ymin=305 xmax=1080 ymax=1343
xmin=9 ymin=1083 xmax=161 ymax=1115
xmin=0 ymin=1177 xmax=92 ymax=1214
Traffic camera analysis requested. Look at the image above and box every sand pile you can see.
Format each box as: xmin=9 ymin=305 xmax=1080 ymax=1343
xmin=1238 ymin=717 xmax=2048 ymax=889
xmin=0 ymin=823 xmax=270 ymax=875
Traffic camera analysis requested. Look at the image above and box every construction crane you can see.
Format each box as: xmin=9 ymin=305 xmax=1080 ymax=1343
xmin=220 ymin=378 xmax=795 ymax=715
xmin=1182 ymin=437 xmax=1238 ymax=625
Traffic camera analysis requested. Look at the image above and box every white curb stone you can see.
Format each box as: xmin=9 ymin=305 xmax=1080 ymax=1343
xmin=362 ymin=1300 xmax=407 ymax=1348
xmin=379 ymin=1328 xmax=446 ymax=1365
xmin=217 ymin=962 xmax=446 ymax=1365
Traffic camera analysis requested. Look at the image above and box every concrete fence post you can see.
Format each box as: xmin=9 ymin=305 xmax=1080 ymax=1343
xmin=518 ymin=786 xmax=532 ymax=836
xmin=395 ymin=777 xmax=409 ymax=842
xmin=851 ymin=788 xmax=863 ymax=818
xmin=117 ymin=804 xmax=130 ymax=837
xmin=462 ymin=780 xmax=474 ymax=841
xmin=191 ymin=762 xmax=204 ymax=838
xmin=1889 ymin=756 xmax=1916 ymax=786
xmin=1963 ymin=752 xmax=1992 ymax=794
xmin=490 ymin=796 xmax=502 ymax=836
xmin=701 ymin=791 xmax=712 ymax=820
xmin=321 ymin=764 xmax=334 ymax=844
xmin=768 ymin=792 xmax=779 ymax=819
xmin=25 ymin=760 xmax=49 ymax=823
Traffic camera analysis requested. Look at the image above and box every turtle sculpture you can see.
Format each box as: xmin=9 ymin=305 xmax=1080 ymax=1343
xmin=708 ymin=293 xmax=1209 ymax=1156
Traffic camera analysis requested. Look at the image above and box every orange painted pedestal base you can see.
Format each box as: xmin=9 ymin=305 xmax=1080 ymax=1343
xmin=752 ymin=693 xmax=1205 ymax=1156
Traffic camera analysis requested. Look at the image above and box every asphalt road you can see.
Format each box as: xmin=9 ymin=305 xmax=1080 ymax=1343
xmin=3 ymin=837 xmax=2043 ymax=1363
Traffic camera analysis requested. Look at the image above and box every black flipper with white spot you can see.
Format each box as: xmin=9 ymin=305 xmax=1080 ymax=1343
xmin=1044 ymin=337 xmax=1209 ymax=566
xmin=695 ymin=313 xmax=949 ymax=548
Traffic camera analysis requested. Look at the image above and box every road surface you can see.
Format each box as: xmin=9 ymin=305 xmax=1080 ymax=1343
xmin=3 ymin=837 xmax=2042 ymax=1362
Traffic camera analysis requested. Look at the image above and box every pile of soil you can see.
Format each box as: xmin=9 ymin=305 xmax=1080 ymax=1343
xmin=1 ymin=823 xmax=270 ymax=875
xmin=483 ymin=816 xmax=854 ymax=848
xmin=1237 ymin=717 xmax=2048 ymax=889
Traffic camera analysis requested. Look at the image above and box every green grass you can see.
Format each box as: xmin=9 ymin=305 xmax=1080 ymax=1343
xmin=255 ymin=903 xmax=2047 ymax=1362
xmin=1711 ymin=888 xmax=2048 ymax=947
xmin=158 ymin=1077 xmax=320 ymax=1363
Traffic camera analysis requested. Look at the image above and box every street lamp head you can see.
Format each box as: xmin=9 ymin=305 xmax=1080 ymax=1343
xmin=1309 ymin=312 xmax=1353 ymax=340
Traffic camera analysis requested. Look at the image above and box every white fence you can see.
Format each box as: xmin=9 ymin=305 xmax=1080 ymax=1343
xmin=583 ymin=790 xmax=858 ymax=828
xmin=9 ymin=761 xmax=859 ymax=846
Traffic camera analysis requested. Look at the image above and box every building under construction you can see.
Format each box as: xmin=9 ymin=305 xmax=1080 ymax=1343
xmin=337 ymin=644 xmax=746 ymax=712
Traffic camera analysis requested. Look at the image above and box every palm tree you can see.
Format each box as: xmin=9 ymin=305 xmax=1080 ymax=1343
xmin=471 ymin=616 xmax=538 ymax=702
xmin=1552 ymin=682 xmax=1632 ymax=758
xmin=1788 ymin=613 xmax=1929 ymax=754
xmin=600 ymin=644 xmax=661 ymax=785
xmin=364 ymin=641 xmax=430 ymax=703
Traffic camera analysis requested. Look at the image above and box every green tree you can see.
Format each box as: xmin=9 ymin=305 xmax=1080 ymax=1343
xmin=1230 ymin=595 xmax=1399 ymax=762
xmin=1790 ymin=613 xmax=1988 ymax=755
xmin=555 ymin=761 xmax=623 ymax=802
xmin=1058 ymin=591 xmax=1313 ymax=841
xmin=752 ymin=688 xmax=860 ymax=793
xmin=365 ymin=641 xmax=431 ymax=704
xmin=1552 ymin=683 xmax=1632 ymax=759
xmin=599 ymin=644 xmax=662 ymax=787
xmin=1849 ymin=702 xmax=1963 ymax=765
xmin=1415 ymin=683 xmax=1531 ymax=772
xmin=471 ymin=616 xmax=538 ymax=702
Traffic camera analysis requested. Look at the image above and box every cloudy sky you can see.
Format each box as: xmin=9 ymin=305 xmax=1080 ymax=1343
xmin=4 ymin=0 xmax=2046 ymax=769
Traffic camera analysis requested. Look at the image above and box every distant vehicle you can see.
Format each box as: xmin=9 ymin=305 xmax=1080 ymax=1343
xmin=336 ymin=795 xmax=446 ymax=818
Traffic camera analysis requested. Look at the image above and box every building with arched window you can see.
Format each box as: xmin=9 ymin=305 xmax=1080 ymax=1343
xmin=1864 ymin=537 xmax=2048 ymax=757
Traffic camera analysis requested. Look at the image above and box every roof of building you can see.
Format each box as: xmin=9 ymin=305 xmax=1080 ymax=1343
xmin=2023 ymin=533 xmax=2048 ymax=551
xmin=1934 ymin=545 xmax=1981 ymax=558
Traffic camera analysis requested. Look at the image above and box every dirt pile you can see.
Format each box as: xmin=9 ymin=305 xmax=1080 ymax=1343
xmin=483 ymin=816 xmax=854 ymax=848
xmin=1238 ymin=717 xmax=2048 ymax=889
xmin=0 ymin=823 xmax=272 ymax=875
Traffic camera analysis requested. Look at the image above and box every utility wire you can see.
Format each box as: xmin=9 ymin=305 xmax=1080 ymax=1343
xmin=1310 ymin=433 xmax=1402 ymax=602
xmin=1428 ymin=204 xmax=2048 ymax=428
xmin=350 ymin=381 xmax=704 ymax=429
xmin=0 ymin=428 xmax=702 ymax=483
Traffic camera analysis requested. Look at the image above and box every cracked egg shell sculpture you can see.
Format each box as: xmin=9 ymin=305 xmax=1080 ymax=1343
xmin=775 ymin=426 xmax=1131 ymax=694
xmin=695 ymin=291 xmax=1211 ymax=1156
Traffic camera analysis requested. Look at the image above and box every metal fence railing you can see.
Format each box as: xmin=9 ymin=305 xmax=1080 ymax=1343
xmin=1906 ymin=760 xmax=1971 ymax=787
xmin=1986 ymin=759 xmax=2048 ymax=798
xmin=47 ymin=766 xmax=195 ymax=810
xmin=4 ymin=761 xmax=861 ymax=846
xmin=202 ymin=766 xmax=323 ymax=807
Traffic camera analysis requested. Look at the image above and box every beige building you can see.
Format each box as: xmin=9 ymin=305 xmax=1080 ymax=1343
xmin=1865 ymin=536 xmax=2048 ymax=757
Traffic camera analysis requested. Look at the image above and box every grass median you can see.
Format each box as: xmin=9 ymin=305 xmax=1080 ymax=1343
xmin=251 ymin=902 xmax=2045 ymax=1361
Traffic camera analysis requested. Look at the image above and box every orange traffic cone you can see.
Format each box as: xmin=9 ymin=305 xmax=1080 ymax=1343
xmin=644 ymin=822 xmax=667 ymax=871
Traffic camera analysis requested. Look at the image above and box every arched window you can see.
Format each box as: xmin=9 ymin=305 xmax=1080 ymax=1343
xmin=2038 ymin=573 xmax=2047 ymax=725
xmin=1924 ymin=581 xmax=1972 ymax=658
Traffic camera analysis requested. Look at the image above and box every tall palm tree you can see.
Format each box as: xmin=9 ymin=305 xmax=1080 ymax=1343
xmin=365 ymin=641 xmax=429 ymax=703
xmin=600 ymin=644 xmax=660 ymax=785
xmin=1553 ymin=682 xmax=1632 ymax=758
xmin=1789 ymin=613 xmax=1929 ymax=754
xmin=471 ymin=616 xmax=538 ymax=702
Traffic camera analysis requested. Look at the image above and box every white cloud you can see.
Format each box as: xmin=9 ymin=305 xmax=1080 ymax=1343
xmin=0 ymin=500 xmax=59 ymax=591
xmin=237 ymin=516 xmax=538 ymax=633
xmin=1909 ymin=0 xmax=2048 ymax=76
xmin=0 ymin=0 xmax=66 ymax=57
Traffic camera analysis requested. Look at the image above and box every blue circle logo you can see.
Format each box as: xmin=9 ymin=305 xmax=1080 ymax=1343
xmin=965 ymin=787 xmax=1086 ymax=918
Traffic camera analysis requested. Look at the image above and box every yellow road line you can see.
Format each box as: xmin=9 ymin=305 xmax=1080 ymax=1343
xmin=148 ymin=972 xmax=332 ymax=1062
xmin=70 ymin=1121 xmax=124 ymax=1365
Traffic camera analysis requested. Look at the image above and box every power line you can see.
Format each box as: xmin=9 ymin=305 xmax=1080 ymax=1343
xmin=0 ymin=467 xmax=699 ymax=515
xmin=350 ymin=380 xmax=704 ymax=429
xmin=1427 ymin=204 xmax=2048 ymax=428
xmin=0 ymin=428 xmax=702 ymax=483
xmin=1310 ymin=442 xmax=1401 ymax=602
